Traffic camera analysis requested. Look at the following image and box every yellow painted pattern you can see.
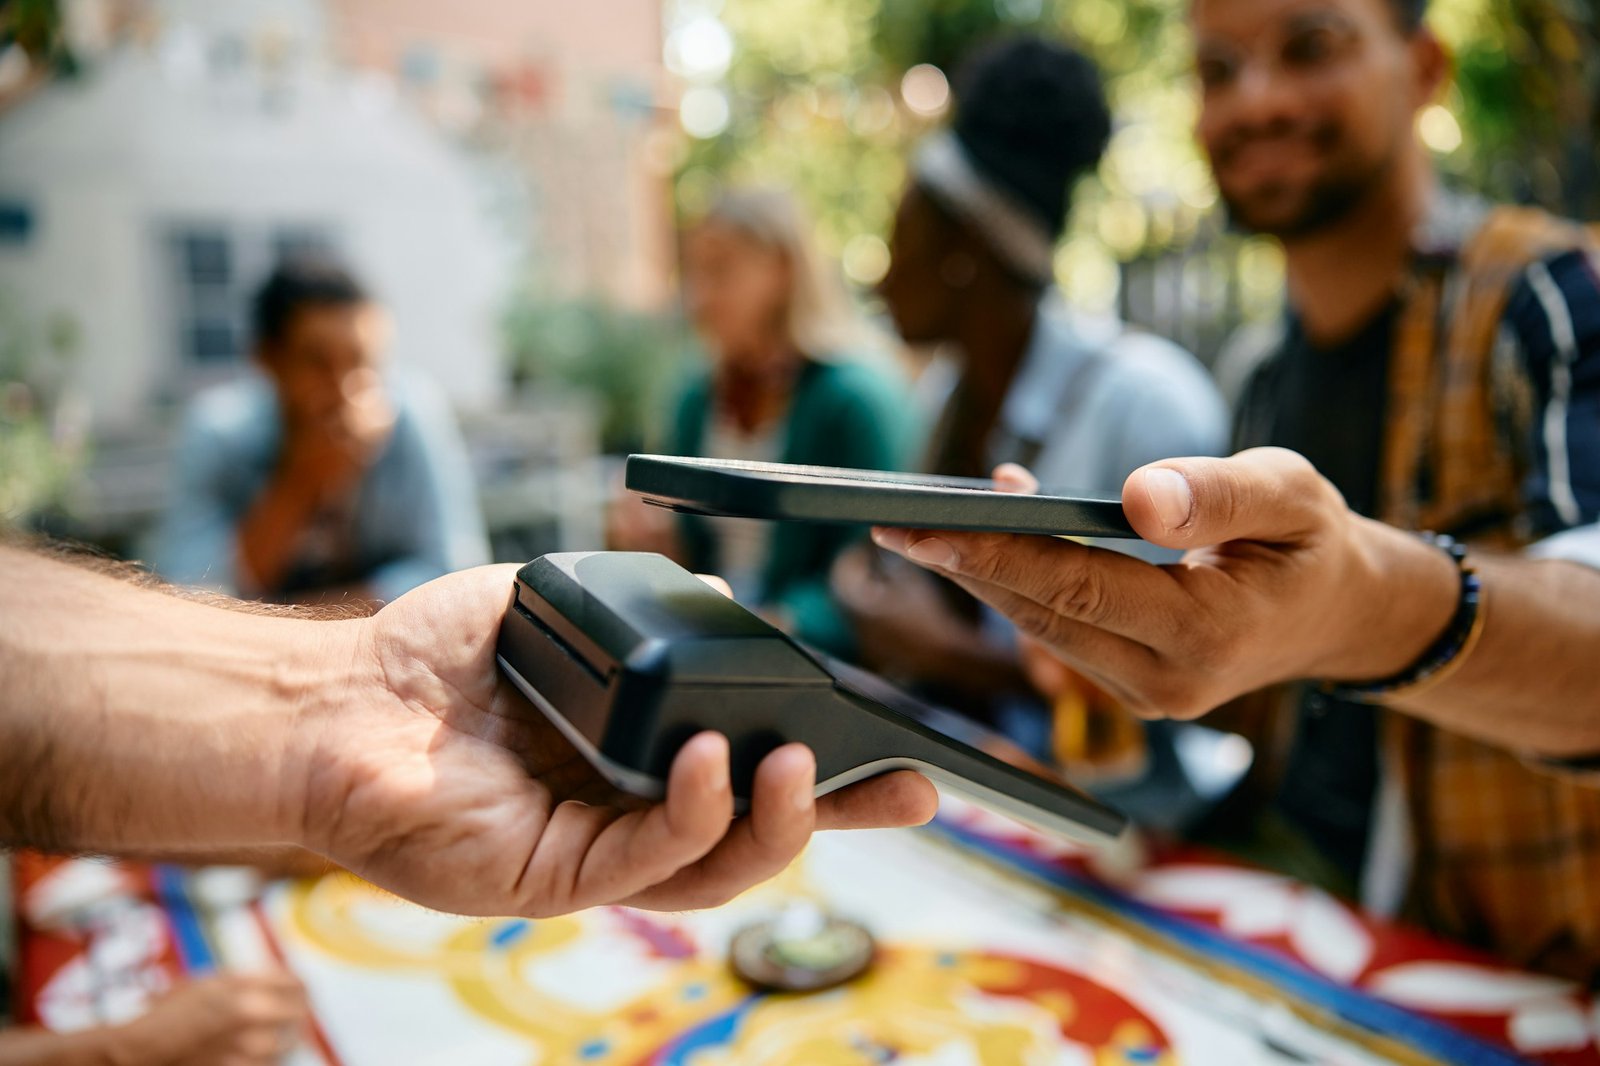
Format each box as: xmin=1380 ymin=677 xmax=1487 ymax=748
xmin=276 ymin=868 xmax=1177 ymax=1065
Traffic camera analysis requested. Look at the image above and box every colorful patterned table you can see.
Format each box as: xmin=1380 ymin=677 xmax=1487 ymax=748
xmin=13 ymin=796 xmax=1598 ymax=1065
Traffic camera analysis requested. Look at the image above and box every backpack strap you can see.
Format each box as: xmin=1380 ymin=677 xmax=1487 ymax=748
xmin=989 ymin=315 xmax=1119 ymax=473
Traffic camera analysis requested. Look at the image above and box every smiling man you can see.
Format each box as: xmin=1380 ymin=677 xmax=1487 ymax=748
xmin=1199 ymin=0 xmax=1600 ymax=976
xmin=876 ymin=0 xmax=1600 ymax=983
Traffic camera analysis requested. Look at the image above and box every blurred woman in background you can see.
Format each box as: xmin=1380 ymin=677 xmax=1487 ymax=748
xmin=608 ymin=186 xmax=914 ymax=656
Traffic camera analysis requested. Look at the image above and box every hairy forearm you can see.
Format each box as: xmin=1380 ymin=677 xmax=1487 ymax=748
xmin=280 ymin=581 xmax=380 ymax=611
xmin=0 ymin=546 xmax=355 ymax=855
xmin=107 ymin=843 xmax=337 ymax=879
xmin=1390 ymin=555 xmax=1600 ymax=757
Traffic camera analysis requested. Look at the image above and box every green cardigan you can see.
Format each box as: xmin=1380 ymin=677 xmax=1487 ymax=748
xmin=666 ymin=358 xmax=914 ymax=656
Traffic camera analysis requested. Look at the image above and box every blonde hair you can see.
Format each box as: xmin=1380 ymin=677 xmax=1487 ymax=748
xmin=691 ymin=186 xmax=865 ymax=361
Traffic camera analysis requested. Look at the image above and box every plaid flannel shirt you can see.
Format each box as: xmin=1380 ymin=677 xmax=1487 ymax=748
xmin=1386 ymin=206 xmax=1600 ymax=984
xmin=1238 ymin=201 xmax=1600 ymax=984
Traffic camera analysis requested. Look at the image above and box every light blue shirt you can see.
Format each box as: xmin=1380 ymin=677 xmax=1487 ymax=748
xmin=999 ymin=295 xmax=1227 ymax=491
xmin=993 ymin=294 xmax=1229 ymax=562
xmin=151 ymin=371 xmax=490 ymax=603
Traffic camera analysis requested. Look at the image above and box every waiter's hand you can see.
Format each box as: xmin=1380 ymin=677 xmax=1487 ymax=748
xmin=295 ymin=565 xmax=939 ymax=918
xmin=872 ymin=449 xmax=1459 ymax=720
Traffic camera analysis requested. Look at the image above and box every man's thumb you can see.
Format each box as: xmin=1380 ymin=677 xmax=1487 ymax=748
xmin=1122 ymin=448 xmax=1339 ymax=551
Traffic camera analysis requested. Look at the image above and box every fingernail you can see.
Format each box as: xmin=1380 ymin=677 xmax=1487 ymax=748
xmin=906 ymin=537 xmax=958 ymax=569
xmin=775 ymin=745 xmax=816 ymax=812
xmin=704 ymin=734 xmax=729 ymax=792
xmin=871 ymin=528 xmax=908 ymax=553
xmin=791 ymin=769 xmax=815 ymax=812
xmin=1145 ymin=468 xmax=1193 ymax=532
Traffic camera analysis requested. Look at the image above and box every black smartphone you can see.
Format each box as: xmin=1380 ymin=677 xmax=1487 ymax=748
xmin=624 ymin=455 xmax=1136 ymax=539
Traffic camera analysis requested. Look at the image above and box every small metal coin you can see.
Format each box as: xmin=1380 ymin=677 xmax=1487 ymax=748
xmin=729 ymin=906 xmax=875 ymax=993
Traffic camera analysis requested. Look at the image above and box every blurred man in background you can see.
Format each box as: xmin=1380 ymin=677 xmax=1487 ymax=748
xmin=153 ymin=258 xmax=489 ymax=607
xmin=10 ymin=255 xmax=490 ymax=1060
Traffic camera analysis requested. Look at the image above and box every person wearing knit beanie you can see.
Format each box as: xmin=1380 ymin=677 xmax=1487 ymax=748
xmin=845 ymin=35 xmax=1228 ymax=826
xmin=912 ymin=35 xmax=1110 ymax=286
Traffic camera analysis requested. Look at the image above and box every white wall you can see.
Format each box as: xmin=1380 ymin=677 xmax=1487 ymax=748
xmin=0 ymin=29 xmax=516 ymax=431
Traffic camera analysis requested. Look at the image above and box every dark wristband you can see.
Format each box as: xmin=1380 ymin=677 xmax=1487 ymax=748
xmin=1322 ymin=533 xmax=1483 ymax=704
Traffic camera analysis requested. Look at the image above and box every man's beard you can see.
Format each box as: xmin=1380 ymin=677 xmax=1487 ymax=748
xmin=1214 ymin=128 xmax=1398 ymax=240
xmin=1221 ymin=171 xmax=1376 ymax=239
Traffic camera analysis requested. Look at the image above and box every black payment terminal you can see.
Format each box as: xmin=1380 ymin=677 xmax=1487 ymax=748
xmin=496 ymin=552 xmax=1128 ymax=845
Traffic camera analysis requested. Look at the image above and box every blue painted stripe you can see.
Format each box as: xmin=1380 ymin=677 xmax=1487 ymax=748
xmin=654 ymin=997 xmax=758 ymax=1064
xmin=490 ymin=920 xmax=532 ymax=950
xmin=929 ymin=822 xmax=1529 ymax=1066
xmin=153 ymin=866 xmax=217 ymax=974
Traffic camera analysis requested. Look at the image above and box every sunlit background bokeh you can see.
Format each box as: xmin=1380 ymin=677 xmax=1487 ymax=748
xmin=1 ymin=0 xmax=1596 ymax=558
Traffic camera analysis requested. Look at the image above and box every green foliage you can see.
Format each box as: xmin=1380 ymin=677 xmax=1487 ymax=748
xmin=502 ymin=298 xmax=697 ymax=454
xmin=673 ymin=0 xmax=1220 ymax=317
xmin=0 ymin=290 xmax=83 ymax=521
xmin=0 ymin=0 xmax=81 ymax=77
xmin=677 ymin=0 xmax=908 ymax=262
xmin=1439 ymin=0 xmax=1599 ymax=216
xmin=672 ymin=0 xmax=1600 ymax=290
xmin=874 ymin=0 xmax=1045 ymax=72
xmin=0 ymin=412 xmax=73 ymax=520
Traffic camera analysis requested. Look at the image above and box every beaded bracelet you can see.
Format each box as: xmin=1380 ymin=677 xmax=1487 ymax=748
xmin=1322 ymin=533 xmax=1485 ymax=704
